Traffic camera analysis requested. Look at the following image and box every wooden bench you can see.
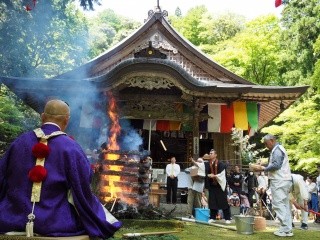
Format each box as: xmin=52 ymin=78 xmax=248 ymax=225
xmin=149 ymin=182 xmax=167 ymax=207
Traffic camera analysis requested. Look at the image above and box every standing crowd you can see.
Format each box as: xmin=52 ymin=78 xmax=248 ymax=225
xmin=178 ymin=134 xmax=320 ymax=238
xmin=1 ymin=99 xmax=319 ymax=238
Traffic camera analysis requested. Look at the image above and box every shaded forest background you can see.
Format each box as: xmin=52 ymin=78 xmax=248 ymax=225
xmin=0 ymin=0 xmax=319 ymax=175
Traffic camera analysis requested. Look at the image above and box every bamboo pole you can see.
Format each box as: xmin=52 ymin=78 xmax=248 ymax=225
xmin=123 ymin=230 xmax=180 ymax=238
xmin=176 ymin=217 xmax=237 ymax=231
xmin=110 ymin=197 xmax=117 ymax=212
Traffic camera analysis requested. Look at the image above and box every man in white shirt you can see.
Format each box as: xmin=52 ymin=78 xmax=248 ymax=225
xmin=165 ymin=156 xmax=180 ymax=204
xmin=250 ymin=134 xmax=293 ymax=237
xmin=186 ymin=157 xmax=206 ymax=218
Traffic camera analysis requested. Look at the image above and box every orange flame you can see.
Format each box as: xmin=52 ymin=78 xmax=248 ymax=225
xmin=101 ymin=92 xmax=123 ymax=202
xmin=107 ymin=92 xmax=120 ymax=151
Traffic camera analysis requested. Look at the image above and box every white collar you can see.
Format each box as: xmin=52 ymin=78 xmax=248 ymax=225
xmin=43 ymin=122 xmax=61 ymax=130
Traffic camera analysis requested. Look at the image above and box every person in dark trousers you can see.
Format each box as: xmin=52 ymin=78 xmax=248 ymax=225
xmin=245 ymin=170 xmax=258 ymax=207
xmin=165 ymin=156 xmax=180 ymax=204
xmin=205 ymin=149 xmax=231 ymax=224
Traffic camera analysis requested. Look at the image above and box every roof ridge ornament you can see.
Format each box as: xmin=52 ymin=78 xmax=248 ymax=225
xmin=156 ymin=0 xmax=161 ymax=12
xmin=146 ymin=0 xmax=168 ymax=22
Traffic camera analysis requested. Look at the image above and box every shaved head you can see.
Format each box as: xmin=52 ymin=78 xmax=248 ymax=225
xmin=41 ymin=100 xmax=70 ymax=131
xmin=44 ymin=100 xmax=70 ymax=115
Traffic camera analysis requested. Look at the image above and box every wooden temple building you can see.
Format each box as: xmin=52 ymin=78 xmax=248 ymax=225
xmin=0 ymin=5 xmax=308 ymax=169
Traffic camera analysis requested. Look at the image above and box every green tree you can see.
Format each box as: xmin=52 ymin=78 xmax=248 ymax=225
xmin=87 ymin=9 xmax=140 ymax=58
xmin=175 ymin=7 xmax=182 ymax=17
xmin=205 ymin=13 xmax=245 ymax=44
xmin=261 ymin=94 xmax=320 ymax=174
xmin=0 ymin=0 xmax=89 ymax=78
xmin=79 ymin=0 xmax=100 ymax=10
xmin=312 ymin=35 xmax=320 ymax=90
xmin=211 ymin=15 xmax=282 ymax=85
xmin=279 ymin=0 xmax=320 ymax=85
xmin=170 ymin=6 xmax=245 ymax=53
xmin=170 ymin=5 xmax=211 ymax=46
xmin=0 ymin=0 xmax=90 ymax=152
xmin=0 ymin=85 xmax=40 ymax=155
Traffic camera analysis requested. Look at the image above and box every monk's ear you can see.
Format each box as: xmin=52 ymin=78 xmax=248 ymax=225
xmin=63 ymin=115 xmax=70 ymax=128
xmin=41 ymin=113 xmax=46 ymax=123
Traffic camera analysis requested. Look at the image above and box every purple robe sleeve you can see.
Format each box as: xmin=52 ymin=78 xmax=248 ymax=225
xmin=63 ymin=141 xmax=122 ymax=238
xmin=0 ymin=126 xmax=121 ymax=238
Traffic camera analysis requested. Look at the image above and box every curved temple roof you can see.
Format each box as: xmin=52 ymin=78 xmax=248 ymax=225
xmin=0 ymin=9 xmax=308 ymax=129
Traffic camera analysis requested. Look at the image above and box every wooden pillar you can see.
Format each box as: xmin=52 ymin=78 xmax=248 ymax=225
xmin=192 ymin=98 xmax=200 ymax=159
xmin=186 ymin=132 xmax=193 ymax=163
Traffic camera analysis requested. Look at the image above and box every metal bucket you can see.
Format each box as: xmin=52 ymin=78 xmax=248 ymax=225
xmin=234 ymin=215 xmax=254 ymax=234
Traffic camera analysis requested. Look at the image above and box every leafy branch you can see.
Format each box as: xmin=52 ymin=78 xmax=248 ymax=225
xmin=231 ymin=128 xmax=262 ymax=165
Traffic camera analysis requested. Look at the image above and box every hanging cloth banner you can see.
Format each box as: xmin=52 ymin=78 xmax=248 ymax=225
xmin=233 ymin=102 xmax=248 ymax=130
xmin=246 ymin=102 xmax=259 ymax=130
xmin=143 ymin=120 xmax=157 ymax=130
xmin=275 ymin=0 xmax=282 ymax=8
xmin=156 ymin=120 xmax=170 ymax=131
xmin=169 ymin=121 xmax=181 ymax=131
xmin=207 ymin=104 xmax=221 ymax=132
xmin=220 ymin=104 xmax=234 ymax=133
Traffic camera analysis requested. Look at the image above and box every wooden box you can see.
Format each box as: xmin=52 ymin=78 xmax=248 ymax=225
xmin=190 ymin=167 xmax=199 ymax=177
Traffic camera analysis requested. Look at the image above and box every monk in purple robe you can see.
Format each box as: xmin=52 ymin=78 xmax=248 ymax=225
xmin=0 ymin=99 xmax=122 ymax=238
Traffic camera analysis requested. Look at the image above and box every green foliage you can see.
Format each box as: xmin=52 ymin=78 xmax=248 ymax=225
xmin=0 ymin=0 xmax=90 ymax=78
xmin=79 ymin=0 xmax=100 ymax=11
xmin=262 ymin=94 xmax=320 ymax=174
xmin=0 ymin=0 xmax=319 ymax=177
xmin=0 ymin=85 xmax=40 ymax=155
xmin=169 ymin=6 xmax=212 ymax=46
xmin=174 ymin=7 xmax=182 ymax=17
xmin=212 ymin=15 xmax=282 ymax=85
xmin=203 ymin=13 xmax=245 ymax=45
xmin=279 ymin=0 xmax=320 ymax=85
xmin=231 ymin=128 xmax=263 ymax=165
xmin=87 ymin=9 xmax=140 ymax=58
xmin=169 ymin=7 xmax=245 ymax=49
xmin=259 ymin=0 xmax=320 ymax=175
xmin=312 ymin=35 xmax=320 ymax=90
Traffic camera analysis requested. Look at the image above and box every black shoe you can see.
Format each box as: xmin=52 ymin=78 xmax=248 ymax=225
xmin=300 ymin=223 xmax=308 ymax=230
xmin=292 ymin=223 xmax=295 ymax=228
